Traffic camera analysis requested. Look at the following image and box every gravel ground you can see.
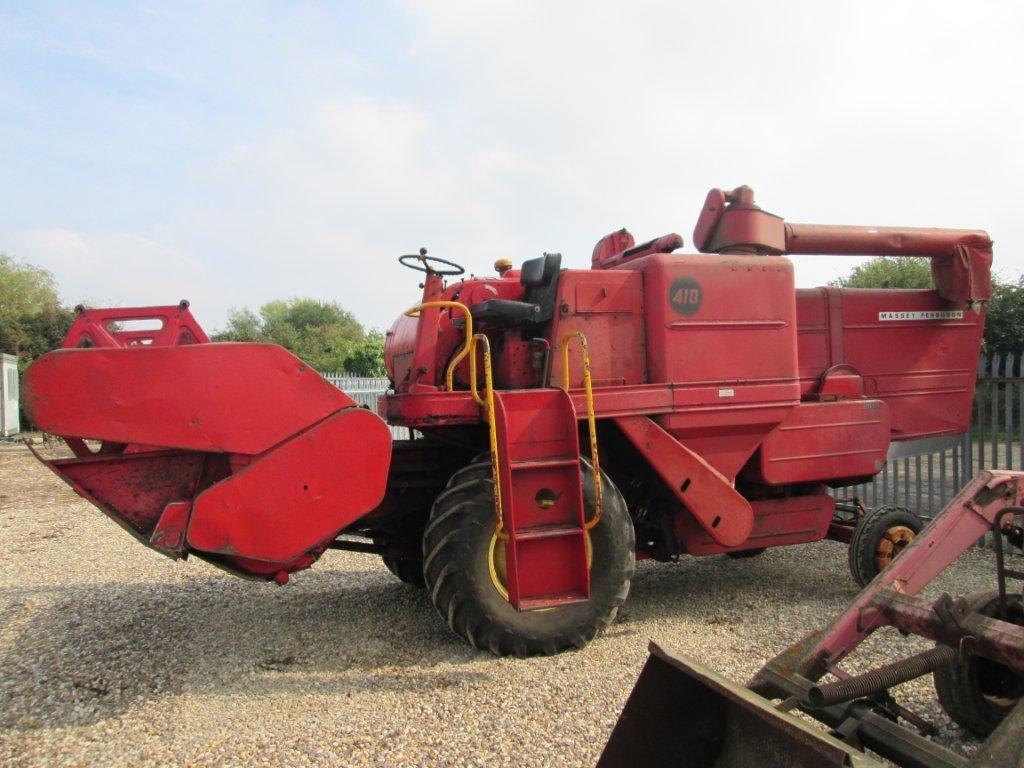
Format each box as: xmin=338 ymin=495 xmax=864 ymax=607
xmin=0 ymin=444 xmax=999 ymax=767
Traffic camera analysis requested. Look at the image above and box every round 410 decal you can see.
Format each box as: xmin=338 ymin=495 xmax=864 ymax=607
xmin=669 ymin=276 xmax=702 ymax=315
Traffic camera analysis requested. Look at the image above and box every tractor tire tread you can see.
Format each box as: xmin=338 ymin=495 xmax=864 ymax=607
xmin=933 ymin=590 xmax=1024 ymax=738
xmin=423 ymin=462 xmax=634 ymax=657
xmin=424 ymin=527 xmax=474 ymax=589
xmin=445 ymin=460 xmax=493 ymax=490
xmin=424 ymin=482 xmax=493 ymax=553
xmin=381 ymin=555 xmax=426 ymax=588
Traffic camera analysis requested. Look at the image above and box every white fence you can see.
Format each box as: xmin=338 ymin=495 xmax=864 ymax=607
xmin=849 ymin=353 xmax=1023 ymax=517
xmin=322 ymin=374 xmax=410 ymax=439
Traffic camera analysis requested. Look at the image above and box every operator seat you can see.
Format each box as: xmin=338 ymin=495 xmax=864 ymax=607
xmin=471 ymin=252 xmax=562 ymax=327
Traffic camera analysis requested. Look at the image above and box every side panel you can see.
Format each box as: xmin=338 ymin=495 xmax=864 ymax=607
xmin=547 ymin=270 xmax=647 ymax=388
xmin=676 ymin=492 xmax=835 ymax=555
xmin=188 ymin=407 xmax=392 ymax=562
xmin=796 ymin=288 xmax=984 ymax=440
xmin=36 ymin=449 xmax=207 ymax=548
xmin=750 ymin=399 xmax=890 ymax=486
xmin=634 ymin=253 xmax=801 ymax=478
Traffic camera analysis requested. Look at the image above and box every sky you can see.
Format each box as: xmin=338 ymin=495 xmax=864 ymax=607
xmin=2 ymin=1 xmax=1022 ymax=334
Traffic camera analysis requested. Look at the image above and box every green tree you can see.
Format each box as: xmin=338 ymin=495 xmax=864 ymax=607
xmin=831 ymin=257 xmax=933 ymax=289
xmin=345 ymin=330 xmax=387 ymax=377
xmin=982 ymin=278 xmax=1024 ymax=355
xmin=0 ymin=252 xmax=74 ymax=373
xmin=215 ymin=307 xmax=262 ymax=342
xmin=213 ymin=297 xmax=384 ymax=373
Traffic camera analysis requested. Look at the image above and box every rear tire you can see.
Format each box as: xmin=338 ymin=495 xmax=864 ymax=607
xmin=381 ymin=555 xmax=426 ymax=587
xmin=848 ymin=505 xmax=923 ymax=587
xmin=934 ymin=590 xmax=1024 ymax=737
xmin=444 ymin=459 xmax=493 ymax=491
xmin=423 ymin=458 xmax=635 ymax=657
xmin=375 ymin=456 xmax=495 ymax=589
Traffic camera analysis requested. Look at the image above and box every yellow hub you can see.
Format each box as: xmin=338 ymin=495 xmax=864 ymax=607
xmin=874 ymin=524 xmax=916 ymax=571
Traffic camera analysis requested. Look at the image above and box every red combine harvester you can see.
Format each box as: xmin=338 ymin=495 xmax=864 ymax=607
xmin=24 ymin=186 xmax=993 ymax=658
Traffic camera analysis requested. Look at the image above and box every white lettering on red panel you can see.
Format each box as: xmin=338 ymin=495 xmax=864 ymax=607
xmin=878 ymin=310 xmax=964 ymax=321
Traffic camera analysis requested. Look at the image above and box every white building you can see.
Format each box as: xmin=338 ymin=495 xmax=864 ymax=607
xmin=1 ymin=354 xmax=19 ymax=437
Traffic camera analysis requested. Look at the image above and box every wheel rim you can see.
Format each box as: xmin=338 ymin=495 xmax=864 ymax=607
xmin=874 ymin=524 xmax=916 ymax=571
xmin=487 ymin=531 xmax=593 ymax=602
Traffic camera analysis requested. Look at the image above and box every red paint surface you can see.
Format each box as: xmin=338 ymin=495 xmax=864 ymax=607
xmin=751 ymin=400 xmax=890 ymax=486
xmin=493 ymin=389 xmax=589 ymax=609
xmin=189 ymin=407 xmax=391 ymax=562
xmin=62 ymin=304 xmax=210 ymax=348
xmin=26 ymin=344 xmax=354 ymax=454
xmin=615 ymin=415 xmax=754 ymax=548
xmin=676 ymin=492 xmax=835 ymax=556
xmin=24 ymin=185 xmax=995 ymax=598
xmin=39 ymin=448 xmax=206 ymax=548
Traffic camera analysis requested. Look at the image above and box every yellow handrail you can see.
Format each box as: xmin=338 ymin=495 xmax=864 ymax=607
xmin=470 ymin=334 xmax=507 ymax=539
xmin=403 ymin=301 xmax=505 ymax=537
xmin=559 ymin=332 xmax=603 ymax=530
xmin=403 ymin=300 xmax=473 ymax=392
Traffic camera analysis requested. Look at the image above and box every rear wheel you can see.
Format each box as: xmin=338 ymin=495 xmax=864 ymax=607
xmin=372 ymin=534 xmax=426 ymax=587
xmin=423 ymin=458 xmax=635 ymax=657
xmin=848 ymin=505 xmax=923 ymax=587
xmin=381 ymin=554 xmax=426 ymax=587
xmin=934 ymin=590 xmax=1024 ymax=737
xmin=444 ymin=457 xmax=493 ymax=491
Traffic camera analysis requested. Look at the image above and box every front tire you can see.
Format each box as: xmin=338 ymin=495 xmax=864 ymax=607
xmin=848 ymin=505 xmax=923 ymax=587
xmin=422 ymin=458 xmax=635 ymax=657
xmin=934 ymin=590 xmax=1024 ymax=737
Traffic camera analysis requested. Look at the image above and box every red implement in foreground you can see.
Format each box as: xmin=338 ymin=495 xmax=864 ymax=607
xmin=25 ymin=186 xmax=995 ymax=656
xmin=600 ymin=471 xmax=1024 ymax=767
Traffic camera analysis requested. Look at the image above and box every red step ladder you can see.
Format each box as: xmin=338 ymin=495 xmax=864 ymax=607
xmin=492 ymin=387 xmax=591 ymax=610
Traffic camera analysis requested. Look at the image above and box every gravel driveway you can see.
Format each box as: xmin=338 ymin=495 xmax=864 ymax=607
xmin=0 ymin=445 xmax=996 ymax=766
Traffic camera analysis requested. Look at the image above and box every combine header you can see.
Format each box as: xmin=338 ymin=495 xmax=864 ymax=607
xmin=25 ymin=186 xmax=994 ymax=657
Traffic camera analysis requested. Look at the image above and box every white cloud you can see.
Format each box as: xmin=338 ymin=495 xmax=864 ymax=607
xmin=152 ymin=96 xmax=516 ymax=331
xmin=7 ymin=228 xmax=221 ymax=328
xmin=3 ymin=1 xmax=1022 ymax=334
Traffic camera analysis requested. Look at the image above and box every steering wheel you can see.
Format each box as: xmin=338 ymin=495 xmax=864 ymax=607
xmin=398 ymin=248 xmax=465 ymax=276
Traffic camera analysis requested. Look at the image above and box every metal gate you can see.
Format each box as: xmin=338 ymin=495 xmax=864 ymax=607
xmin=849 ymin=353 xmax=1022 ymax=520
xmin=322 ymin=374 xmax=409 ymax=439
